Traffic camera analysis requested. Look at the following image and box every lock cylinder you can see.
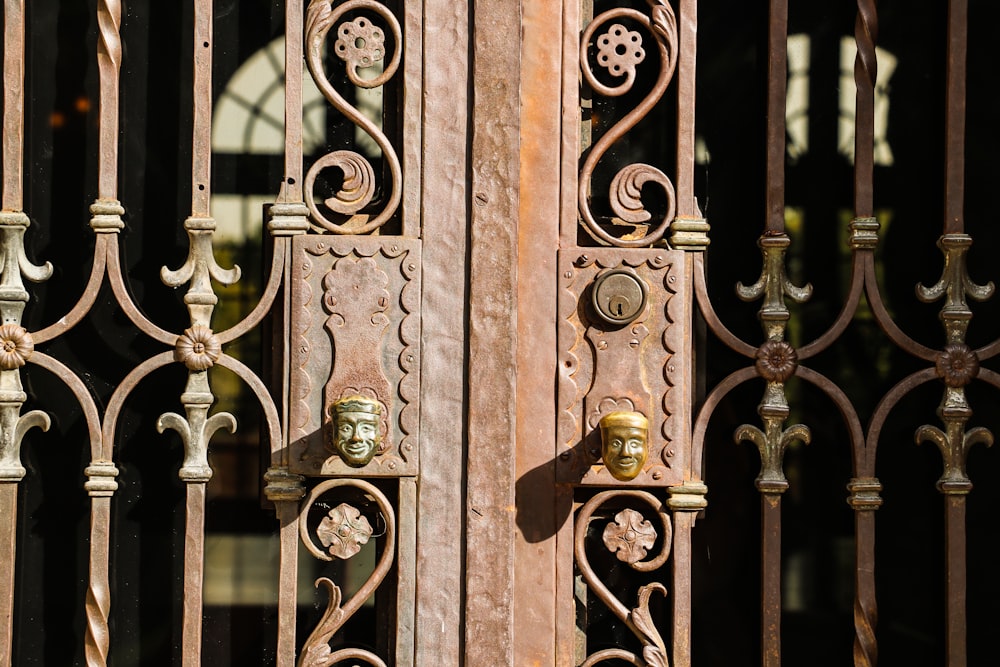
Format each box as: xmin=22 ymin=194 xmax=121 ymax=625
xmin=591 ymin=268 xmax=649 ymax=325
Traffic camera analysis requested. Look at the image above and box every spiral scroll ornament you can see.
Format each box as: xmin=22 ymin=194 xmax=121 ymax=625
xmin=297 ymin=479 xmax=395 ymax=667
xmin=579 ymin=1 xmax=678 ymax=248
xmin=305 ymin=0 xmax=402 ymax=234
xmin=575 ymin=490 xmax=672 ymax=666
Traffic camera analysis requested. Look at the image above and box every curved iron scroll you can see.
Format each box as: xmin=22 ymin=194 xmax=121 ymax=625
xmin=575 ymin=490 xmax=672 ymax=667
xmin=305 ymin=0 xmax=403 ymax=235
xmin=579 ymin=0 xmax=678 ymax=248
xmin=297 ymin=478 xmax=396 ymax=667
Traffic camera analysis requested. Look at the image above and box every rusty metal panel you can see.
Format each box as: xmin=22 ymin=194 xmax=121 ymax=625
xmin=412 ymin=0 xmax=469 ymax=662
xmin=513 ymin=0 xmax=564 ymax=662
xmin=464 ymin=0 xmax=522 ymax=662
xmin=288 ymin=236 xmax=421 ymax=478
xmin=557 ymin=249 xmax=689 ymax=487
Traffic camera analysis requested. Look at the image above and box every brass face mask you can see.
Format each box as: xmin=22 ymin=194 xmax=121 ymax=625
xmin=331 ymin=396 xmax=382 ymax=467
xmin=598 ymin=411 xmax=649 ymax=481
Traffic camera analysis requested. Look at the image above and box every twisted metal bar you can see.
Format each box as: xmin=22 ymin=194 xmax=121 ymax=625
xmin=96 ymin=0 xmax=122 ymax=200
xmin=853 ymin=0 xmax=878 ymax=218
xmin=28 ymin=351 xmax=108 ymax=665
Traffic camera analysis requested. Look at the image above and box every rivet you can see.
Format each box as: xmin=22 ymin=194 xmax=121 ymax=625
xmin=652 ymin=471 xmax=663 ymax=480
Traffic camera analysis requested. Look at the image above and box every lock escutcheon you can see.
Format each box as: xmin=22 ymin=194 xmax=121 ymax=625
xmin=591 ymin=268 xmax=648 ymax=325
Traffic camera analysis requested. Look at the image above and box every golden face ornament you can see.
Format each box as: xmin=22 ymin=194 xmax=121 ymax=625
xmin=598 ymin=411 xmax=649 ymax=481
xmin=331 ymin=396 xmax=382 ymax=467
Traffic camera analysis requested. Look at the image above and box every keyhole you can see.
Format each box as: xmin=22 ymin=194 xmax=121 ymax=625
xmin=609 ymin=295 xmax=630 ymax=317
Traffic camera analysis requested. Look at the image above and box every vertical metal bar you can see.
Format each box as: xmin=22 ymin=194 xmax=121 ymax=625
xmin=280 ymin=0 xmax=303 ymax=206
xmin=554 ymin=488 xmax=576 ymax=666
xmin=275 ymin=233 xmax=299 ymax=667
xmin=852 ymin=507 xmax=878 ymax=667
xmin=1 ymin=0 xmax=24 ymax=212
xmin=396 ymin=478 xmax=417 ymax=666
xmin=272 ymin=8 xmax=309 ymax=662
xmin=765 ymin=0 xmax=787 ymax=234
xmin=515 ymin=0 xmax=561 ymax=662
xmin=0 ymin=484 xmax=16 ymax=667
xmin=853 ymin=1 xmax=877 ymax=219
xmin=944 ymin=495 xmax=967 ymax=667
xmin=191 ymin=0 xmax=213 ymax=217
xmin=0 ymin=3 xmax=26 ymax=663
xmin=944 ymin=0 xmax=967 ymax=234
xmin=401 ymin=0 xmax=422 ymax=238
xmin=83 ymin=11 xmax=125 ymax=666
xmin=182 ymin=484 xmax=207 ymax=667
xmin=559 ymin=0 xmax=581 ymax=248
xmin=761 ymin=495 xmax=782 ymax=667
xmin=852 ymin=4 xmax=880 ymax=665
xmin=671 ymin=513 xmax=694 ymax=667
xmin=97 ymin=0 xmax=123 ymax=201
xmin=268 ymin=237 xmax=304 ymax=663
xmin=415 ymin=0 xmax=468 ymax=660
xmin=675 ymin=0 xmax=698 ymax=218
xmin=942 ymin=6 xmax=971 ymax=663
xmin=178 ymin=4 xmax=216 ymax=664
xmin=465 ymin=0 xmax=521 ymax=662
xmin=84 ymin=499 xmax=113 ymax=667
xmin=274 ymin=501 xmax=300 ymax=667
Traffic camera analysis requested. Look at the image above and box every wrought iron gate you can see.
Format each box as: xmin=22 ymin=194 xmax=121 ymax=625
xmin=2 ymin=0 xmax=999 ymax=665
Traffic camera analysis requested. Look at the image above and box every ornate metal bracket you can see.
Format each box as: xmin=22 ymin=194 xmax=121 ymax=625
xmin=289 ymin=236 xmax=420 ymax=477
xmin=557 ymin=249 xmax=687 ymax=486
xmin=915 ymin=233 xmax=995 ymax=493
xmin=733 ymin=233 xmax=813 ymax=491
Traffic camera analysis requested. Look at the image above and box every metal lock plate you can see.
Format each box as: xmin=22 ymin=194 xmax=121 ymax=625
xmin=591 ymin=268 xmax=648 ymax=325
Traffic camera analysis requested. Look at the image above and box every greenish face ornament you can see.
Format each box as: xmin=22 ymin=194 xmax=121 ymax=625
xmin=598 ymin=411 xmax=649 ymax=481
xmin=332 ymin=396 xmax=382 ymax=467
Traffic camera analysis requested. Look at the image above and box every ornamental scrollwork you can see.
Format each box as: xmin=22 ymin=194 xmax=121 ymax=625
xmin=575 ymin=490 xmax=672 ymax=666
xmin=305 ymin=0 xmax=403 ymax=235
xmin=297 ymin=479 xmax=395 ymax=667
xmin=579 ymin=0 xmax=679 ymax=248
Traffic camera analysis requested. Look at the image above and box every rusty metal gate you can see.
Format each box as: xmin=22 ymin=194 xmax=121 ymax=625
xmin=2 ymin=0 xmax=999 ymax=665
